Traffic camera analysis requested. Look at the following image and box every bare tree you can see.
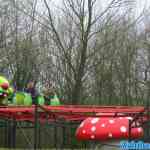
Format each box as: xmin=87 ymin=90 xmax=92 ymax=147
xmin=43 ymin=0 xmax=131 ymax=104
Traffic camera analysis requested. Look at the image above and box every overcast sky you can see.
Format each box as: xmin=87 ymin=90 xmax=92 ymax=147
xmin=136 ymin=0 xmax=150 ymax=14
xmin=49 ymin=0 xmax=150 ymax=16
xmin=37 ymin=0 xmax=150 ymax=26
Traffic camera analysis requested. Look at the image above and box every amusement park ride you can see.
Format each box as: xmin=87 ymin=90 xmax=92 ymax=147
xmin=0 ymin=76 xmax=150 ymax=149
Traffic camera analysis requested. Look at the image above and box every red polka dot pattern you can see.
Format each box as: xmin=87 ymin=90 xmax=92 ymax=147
xmin=76 ymin=117 xmax=143 ymax=141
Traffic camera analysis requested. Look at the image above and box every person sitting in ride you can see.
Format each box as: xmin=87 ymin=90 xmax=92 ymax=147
xmin=43 ymin=84 xmax=60 ymax=106
xmin=25 ymin=81 xmax=39 ymax=105
xmin=0 ymin=76 xmax=14 ymax=105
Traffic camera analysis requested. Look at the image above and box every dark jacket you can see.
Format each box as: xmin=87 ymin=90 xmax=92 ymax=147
xmin=25 ymin=87 xmax=38 ymax=104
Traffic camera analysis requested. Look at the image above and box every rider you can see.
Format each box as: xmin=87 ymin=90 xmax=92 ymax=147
xmin=43 ymin=83 xmax=60 ymax=105
xmin=25 ymin=81 xmax=39 ymax=105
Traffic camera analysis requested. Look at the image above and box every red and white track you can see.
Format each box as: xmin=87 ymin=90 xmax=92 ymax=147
xmin=0 ymin=105 xmax=149 ymax=141
xmin=0 ymin=105 xmax=148 ymax=122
